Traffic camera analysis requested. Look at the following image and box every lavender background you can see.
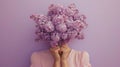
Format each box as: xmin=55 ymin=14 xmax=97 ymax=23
xmin=0 ymin=0 xmax=120 ymax=67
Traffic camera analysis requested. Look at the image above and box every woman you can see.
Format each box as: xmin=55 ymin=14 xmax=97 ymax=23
xmin=30 ymin=3 xmax=91 ymax=67
xmin=30 ymin=43 xmax=91 ymax=67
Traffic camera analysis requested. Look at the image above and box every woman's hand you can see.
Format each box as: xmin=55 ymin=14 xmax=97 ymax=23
xmin=60 ymin=43 xmax=71 ymax=61
xmin=50 ymin=45 xmax=61 ymax=61
xmin=60 ymin=43 xmax=71 ymax=67
xmin=50 ymin=45 xmax=61 ymax=67
xmin=50 ymin=43 xmax=71 ymax=67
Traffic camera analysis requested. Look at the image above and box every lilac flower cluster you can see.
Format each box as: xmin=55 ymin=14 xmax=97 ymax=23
xmin=30 ymin=3 xmax=87 ymax=47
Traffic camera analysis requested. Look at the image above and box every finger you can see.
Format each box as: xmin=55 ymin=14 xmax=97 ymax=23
xmin=50 ymin=47 xmax=57 ymax=51
xmin=60 ymin=47 xmax=66 ymax=52
xmin=61 ymin=44 xmax=67 ymax=48
xmin=49 ymin=48 xmax=54 ymax=53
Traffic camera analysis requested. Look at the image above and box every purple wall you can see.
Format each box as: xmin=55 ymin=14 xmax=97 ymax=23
xmin=0 ymin=0 xmax=120 ymax=67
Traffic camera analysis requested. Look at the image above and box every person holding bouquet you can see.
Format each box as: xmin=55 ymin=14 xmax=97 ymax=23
xmin=30 ymin=3 xmax=91 ymax=67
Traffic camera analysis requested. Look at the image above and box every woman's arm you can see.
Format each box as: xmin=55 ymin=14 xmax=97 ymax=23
xmin=50 ymin=46 xmax=61 ymax=67
xmin=53 ymin=60 xmax=61 ymax=67
xmin=50 ymin=44 xmax=71 ymax=67
xmin=61 ymin=59 xmax=68 ymax=67
xmin=60 ymin=44 xmax=71 ymax=67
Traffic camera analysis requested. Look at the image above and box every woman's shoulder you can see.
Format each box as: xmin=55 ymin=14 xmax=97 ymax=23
xmin=72 ymin=49 xmax=90 ymax=59
xmin=71 ymin=49 xmax=91 ymax=67
xmin=72 ymin=49 xmax=89 ymax=55
xmin=31 ymin=49 xmax=50 ymax=57
xmin=30 ymin=50 xmax=51 ymax=63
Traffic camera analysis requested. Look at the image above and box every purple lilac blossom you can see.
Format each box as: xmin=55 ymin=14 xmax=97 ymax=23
xmin=30 ymin=3 xmax=87 ymax=47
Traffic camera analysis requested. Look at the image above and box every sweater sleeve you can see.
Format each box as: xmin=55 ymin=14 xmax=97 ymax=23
xmin=79 ymin=51 xmax=92 ymax=67
xmin=30 ymin=52 xmax=42 ymax=67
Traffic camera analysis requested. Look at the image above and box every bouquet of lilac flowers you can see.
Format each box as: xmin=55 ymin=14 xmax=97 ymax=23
xmin=30 ymin=3 xmax=87 ymax=47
